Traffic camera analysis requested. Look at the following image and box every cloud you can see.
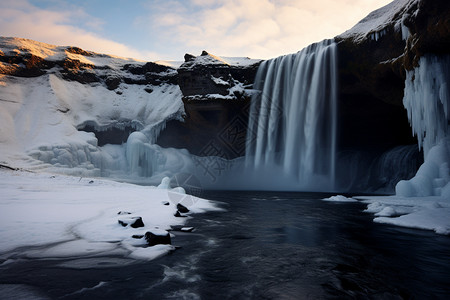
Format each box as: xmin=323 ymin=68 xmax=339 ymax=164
xmin=0 ymin=0 xmax=394 ymax=61
xmin=144 ymin=0 xmax=393 ymax=59
xmin=0 ymin=0 xmax=159 ymax=61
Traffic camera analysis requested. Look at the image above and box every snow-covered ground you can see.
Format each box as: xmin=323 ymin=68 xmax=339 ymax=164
xmin=0 ymin=168 xmax=222 ymax=260
xmin=325 ymin=136 xmax=450 ymax=235
xmin=359 ymin=195 xmax=450 ymax=235
xmin=324 ymin=193 xmax=450 ymax=235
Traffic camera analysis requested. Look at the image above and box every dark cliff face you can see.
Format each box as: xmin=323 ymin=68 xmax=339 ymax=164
xmin=334 ymin=0 xmax=450 ymax=191
xmin=336 ymin=28 xmax=414 ymax=152
xmin=403 ymin=0 xmax=450 ymax=70
xmin=336 ymin=0 xmax=450 ymax=153
xmin=157 ymin=51 xmax=261 ymax=158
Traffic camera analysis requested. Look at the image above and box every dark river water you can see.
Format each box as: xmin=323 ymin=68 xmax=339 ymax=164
xmin=1 ymin=191 xmax=449 ymax=299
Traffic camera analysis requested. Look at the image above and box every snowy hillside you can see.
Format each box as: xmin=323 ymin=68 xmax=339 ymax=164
xmin=0 ymin=37 xmax=184 ymax=180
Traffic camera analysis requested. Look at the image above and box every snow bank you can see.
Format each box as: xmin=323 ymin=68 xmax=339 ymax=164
xmin=358 ymin=196 xmax=450 ymax=235
xmin=0 ymin=169 xmax=221 ymax=259
xmin=396 ymin=137 xmax=450 ymax=197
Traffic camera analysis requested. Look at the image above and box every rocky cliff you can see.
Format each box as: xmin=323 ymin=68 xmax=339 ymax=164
xmin=336 ymin=0 xmax=450 ymax=152
xmin=157 ymin=51 xmax=261 ymax=158
xmin=335 ymin=0 xmax=449 ymax=190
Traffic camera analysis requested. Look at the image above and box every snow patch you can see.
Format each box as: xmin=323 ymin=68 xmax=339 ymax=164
xmin=322 ymin=195 xmax=357 ymax=202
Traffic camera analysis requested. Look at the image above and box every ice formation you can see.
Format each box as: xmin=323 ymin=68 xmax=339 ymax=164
xmin=403 ymin=55 xmax=450 ymax=155
xmin=396 ymin=55 xmax=450 ymax=198
xmin=246 ymin=39 xmax=338 ymax=190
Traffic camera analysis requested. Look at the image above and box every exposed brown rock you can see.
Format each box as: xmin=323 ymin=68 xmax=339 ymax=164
xmin=65 ymin=46 xmax=94 ymax=56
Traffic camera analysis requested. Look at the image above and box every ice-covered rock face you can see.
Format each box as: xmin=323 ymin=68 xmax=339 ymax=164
xmin=396 ymin=55 xmax=450 ymax=198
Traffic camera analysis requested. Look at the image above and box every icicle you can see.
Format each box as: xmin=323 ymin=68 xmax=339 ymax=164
xmin=403 ymin=55 xmax=450 ymax=155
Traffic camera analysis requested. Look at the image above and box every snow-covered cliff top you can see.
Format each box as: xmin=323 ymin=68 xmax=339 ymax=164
xmin=339 ymin=0 xmax=419 ymax=42
xmin=179 ymin=51 xmax=261 ymax=69
xmin=0 ymin=36 xmax=162 ymax=69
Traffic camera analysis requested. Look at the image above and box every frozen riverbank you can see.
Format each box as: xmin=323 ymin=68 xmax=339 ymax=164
xmin=0 ymin=168 xmax=222 ymax=260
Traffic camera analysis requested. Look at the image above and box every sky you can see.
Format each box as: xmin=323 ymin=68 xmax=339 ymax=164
xmin=0 ymin=0 xmax=393 ymax=61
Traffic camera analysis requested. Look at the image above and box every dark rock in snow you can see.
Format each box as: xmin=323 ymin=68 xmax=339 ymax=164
xmin=174 ymin=211 xmax=187 ymax=218
xmin=162 ymin=201 xmax=170 ymax=206
xmin=144 ymin=231 xmax=171 ymax=246
xmin=118 ymin=216 xmax=145 ymax=228
xmin=117 ymin=211 xmax=132 ymax=215
xmin=176 ymin=203 xmax=190 ymax=213
xmin=105 ymin=76 xmax=121 ymax=90
xmin=184 ymin=53 xmax=196 ymax=62
xmin=132 ymin=234 xmax=144 ymax=239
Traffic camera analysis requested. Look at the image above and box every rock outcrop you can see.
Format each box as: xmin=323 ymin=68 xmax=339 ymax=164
xmin=157 ymin=51 xmax=261 ymax=158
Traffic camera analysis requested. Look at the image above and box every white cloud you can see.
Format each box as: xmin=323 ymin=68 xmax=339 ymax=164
xmin=0 ymin=0 xmax=160 ymax=61
xmin=144 ymin=0 xmax=393 ymax=59
xmin=0 ymin=0 xmax=394 ymax=61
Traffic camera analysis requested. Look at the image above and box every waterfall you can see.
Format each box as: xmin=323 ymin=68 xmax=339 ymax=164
xmin=246 ymin=39 xmax=338 ymax=190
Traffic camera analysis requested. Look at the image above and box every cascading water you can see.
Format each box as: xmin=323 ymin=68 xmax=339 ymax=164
xmin=246 ymin=39 xmax=338 ymax=190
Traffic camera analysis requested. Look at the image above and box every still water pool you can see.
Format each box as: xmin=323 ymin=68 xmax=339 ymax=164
xmin=1 ymin=191 xmax=449 ymax=299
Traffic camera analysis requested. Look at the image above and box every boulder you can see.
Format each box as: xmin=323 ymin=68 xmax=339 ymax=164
xmin=176 ymin=203 xmax=190 ymax=213
xmin=144 ymin=231 xmax=171 ymax=246
xmin=105 ymin=76 xmax=121 ymax=90
xmin=174 ymin=211 xmax=187 ymax=218
xmin=118 ymin=216 xmax=145 ymax=228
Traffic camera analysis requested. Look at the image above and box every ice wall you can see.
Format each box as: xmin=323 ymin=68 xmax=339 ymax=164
xmin=246 ymin=39 xmax=338 ymax=190
xmin=396 ymin=55 xmax=450 ymax=197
